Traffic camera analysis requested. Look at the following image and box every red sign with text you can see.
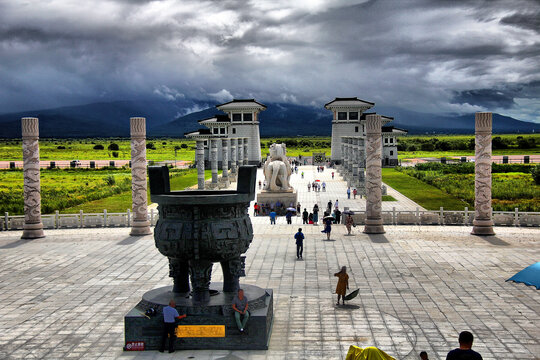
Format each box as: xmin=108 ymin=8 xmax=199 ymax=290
xmin=125 ymin=341 xmax=145 ymax=351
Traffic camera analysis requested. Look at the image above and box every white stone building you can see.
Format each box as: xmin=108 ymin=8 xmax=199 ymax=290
xmin=324 ymin=97 xmax=406 ymax=167
xmin=185 ymin=99 xmax=266 ymax=166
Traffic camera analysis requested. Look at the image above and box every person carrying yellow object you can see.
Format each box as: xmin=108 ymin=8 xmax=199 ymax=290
xmin=345 ymin=345 xmax=396 ymax=360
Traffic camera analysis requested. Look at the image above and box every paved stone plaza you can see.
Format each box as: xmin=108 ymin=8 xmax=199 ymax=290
xmin=1 ymin=166 xmax=539 ymax=359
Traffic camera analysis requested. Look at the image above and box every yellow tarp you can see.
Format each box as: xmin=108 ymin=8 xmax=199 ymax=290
xmin=345 ymin=345 xmax=396 ymax=360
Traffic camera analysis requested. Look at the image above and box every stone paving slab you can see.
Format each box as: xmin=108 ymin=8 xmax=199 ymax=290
xmin=0 ymin=224 xmax=538 ymax=359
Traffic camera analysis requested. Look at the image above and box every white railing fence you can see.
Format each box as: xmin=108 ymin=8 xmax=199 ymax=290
xmin=2 ymin=207 xmax=540 ymax=230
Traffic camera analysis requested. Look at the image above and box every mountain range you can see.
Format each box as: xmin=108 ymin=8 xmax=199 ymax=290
xmin=0 ymin=99 xmax=538 ymax=138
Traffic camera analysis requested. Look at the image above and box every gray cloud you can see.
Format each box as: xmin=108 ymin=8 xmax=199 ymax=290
xmin=0 ymin=0 xmax=538 ymax=122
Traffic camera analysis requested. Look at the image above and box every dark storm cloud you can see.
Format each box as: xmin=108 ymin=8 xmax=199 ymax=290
xmin=0 ymin=0 xmax=538 ymax=122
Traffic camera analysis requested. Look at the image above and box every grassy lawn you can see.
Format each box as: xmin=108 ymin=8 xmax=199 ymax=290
xmin=382 ymin=195 xmax=397 ymax=201
xmin=400 ymin=148 xmax=540 ymax=160
xmin=382 ymin=168 xmax=469 ymax=210
xmin=60 ymin=169 xmax=216 ymax=213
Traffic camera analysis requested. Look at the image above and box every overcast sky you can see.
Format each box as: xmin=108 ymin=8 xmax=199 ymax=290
xmin=0 ymin=0 xmax=539 ymax=122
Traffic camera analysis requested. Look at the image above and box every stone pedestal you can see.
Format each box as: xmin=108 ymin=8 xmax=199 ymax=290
xmin=124 ymin=284 xmax=273 ymax=350
xmin=220 ymin=139 xmax=230 ymax=188
xmin=210 ymin=139 xmax=219 ymax=189
xmin=21 ymin=117 xmax=45 ymax=239
xmin=256 ymin=190 xmax=298 ymax=211
xmin=129 ymin=117 xmax=152 ymax=236
xmin=364 ymin=115 xmax=385 ymax=234
xmin=472 ymin=112 xmax=495 ymax=236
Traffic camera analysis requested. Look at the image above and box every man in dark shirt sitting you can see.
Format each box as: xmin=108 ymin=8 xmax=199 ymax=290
xmin=446 ymin=331 xmax=483 ymax=360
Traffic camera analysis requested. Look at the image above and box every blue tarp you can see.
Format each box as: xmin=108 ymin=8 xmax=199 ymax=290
xmin=506 ymin=262 xmax=540 ymax=290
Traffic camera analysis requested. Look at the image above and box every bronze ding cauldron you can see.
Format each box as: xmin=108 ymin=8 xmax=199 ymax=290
xmin=149 ymin=166 xmax=256 ymax=303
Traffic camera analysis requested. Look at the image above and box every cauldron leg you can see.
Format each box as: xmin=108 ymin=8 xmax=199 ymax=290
xmin=169 ymin=258 xmax=190 ymax=294
xmin=189 ymin=260 xmax=213 ymax=303
xmin=221 ymin=256 xmax=246 ymax=293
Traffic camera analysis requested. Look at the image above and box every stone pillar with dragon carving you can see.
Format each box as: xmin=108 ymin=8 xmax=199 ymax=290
xmin=21 ymin=117 xmax=45 ymax=239
xmin=220 ymin=138 xmax=230 ymax=187
xmin=340 ymin=139 xmax=345 ymax=174
xmin=351 ymin=137 xmax=359 ymax=187
xmin=364 ymin=114 xmax=385 ymax=234
xmin=230 ymin=138 xmax=237 ymax=181
xmin=237 ymin=138 xmax=244 ymax=168
xmin=210 ymin=139 xmax=219 ymax=189
xmin=129 ymin=117 xmax=152 ymax=236
xmin=472 ymin=112 xmax=495 ymax=236
xmin=196 ymin=140 xmax=205 ymax=190
xmin=243 ymin=138 xmax=249 ymax=166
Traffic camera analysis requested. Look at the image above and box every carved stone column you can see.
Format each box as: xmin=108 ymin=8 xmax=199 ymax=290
xmin=342 ymin=137 xmax=349 ymax=178
xmin=351 ymin=137 xmax=359 ymax=187
xmin=210 ymin=139 xmax=219 ymax=188
xmin=129 ymin=117 xmax=152 ymax=236
xmin=237 ymin=138 xmax=244 ymax=168
xmin=196 ymin=139 xmax=205 ymax=190
xmin=348 ymin=137 xmax=354 ymax=177
xmin=21 ymin=117 xmax=45 ymax=239
xmin=230 ymin=138 xmax=237 ymax=176
xmin=340 ymin=139 xmax=345 ymax=171
xmin=243 ymin=138 xmax=249 ymax=165
xmin=364 ymin=115 xmax=385 ymax=234
xmin=358 ymin=138 xmax=366 ymax=195
xmin=220 ymin=139 xmax=230 ymax=187
xmin=472 ymin=112 xmax=495 ymax=236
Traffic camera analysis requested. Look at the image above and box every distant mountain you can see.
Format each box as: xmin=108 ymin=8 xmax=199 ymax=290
xmin=0 ymin=100 xmax=538 ymax=137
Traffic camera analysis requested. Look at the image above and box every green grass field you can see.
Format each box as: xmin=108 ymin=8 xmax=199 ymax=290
xmin=1 ymin=168 xmax=214 ymax=215
xmin=381 ymin=168 xmax=469 ymax=210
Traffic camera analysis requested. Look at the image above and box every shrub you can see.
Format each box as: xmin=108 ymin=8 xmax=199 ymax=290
xmin=181 ymin=144 xmax=188 ymax=149
xmin=112 ymin=151 xmax=119 ymax=158
xmin=93 ymin=144 xmax=104 ymax=150
xmin=108 ymin=143 xmax=119 ymax=151
xmin=57 ymin=146 xmax=66 ymax=149
xmin=104 ymin=175 xmax=116 ymax=186
xmin=146 ymin=143 xmax=156 ymax=150
xmin=531 ymin=165 xmax=540 ymax=185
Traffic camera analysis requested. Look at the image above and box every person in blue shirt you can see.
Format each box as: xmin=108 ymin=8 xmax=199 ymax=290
xmin=269 ymin=210 xmax=277 ymax=224
xmin=294 ymin=228 xmax=304 ymax=259
xmin=159 ymin=300 xmax=186 ymax=353
xmin=286 ymin=211 xmax=293 ymax=224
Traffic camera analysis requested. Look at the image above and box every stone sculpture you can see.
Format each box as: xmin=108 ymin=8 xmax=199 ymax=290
xmin=263 ymin=143 xmax=292 ymax=191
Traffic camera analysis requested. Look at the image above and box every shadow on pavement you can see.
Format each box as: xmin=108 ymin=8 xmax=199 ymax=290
xmin=0 ymin=240 xmax=29 ymax=249
xmin=478 ymin=236 xmax=510 ymax=246
xmin=336 ymin=304 xmax=360 ymax=310
xmin=117 ymin=236 xmax=144 ymax=246
xmin=367 ymin=234 xmax=390 ymax=243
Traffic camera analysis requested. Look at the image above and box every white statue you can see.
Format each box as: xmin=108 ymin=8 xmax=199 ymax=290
xmin=263 ymin=143 xmax=293 ymax=191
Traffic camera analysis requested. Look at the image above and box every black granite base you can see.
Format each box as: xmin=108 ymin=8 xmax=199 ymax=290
xmin=124 ymin=283 xmax=273 ymax=350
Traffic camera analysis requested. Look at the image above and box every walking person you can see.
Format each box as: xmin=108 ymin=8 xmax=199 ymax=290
xmin=334 ymin=266 xmax=349 ymax=306
xmin=232 ymin=289 xmax=250 ymax=333
xmin=307 ymin=183 xmax=311 ymax=192
xmin=322 ymin=181 xmax=326 ymax=191
xmin=269 ymin=210 xmax=276 ymax=225
xmin=312 ymin=204 xmax=319 ymax=225
xmin=334 ymin=199 xmax=339 ymax=210
xmin=353 ymin=188 xmax=357 ymax=199
xmin=331 ymin=171 xmax=334 ymax=179
xmin=294 ymin=228 xmax=304 ymax=259
xmin=302 ymin=208 xmax=309 ymax=224
xmin=347 ymin=187 xmax=351 ymax=199
xmin=159 ymin=300 xmax=187 ymax=353
xmin=321 ymin=217 xmax=332 ymax=240
xmin=327 ymin=200 xmax=333 ymax=211
xmin=296 ymin=202 xmax=301 ymax=215
xmin=345 ymin=213 xmax=355 ymax=235
xmin=335 ymin=208 xmax=342 ymax=224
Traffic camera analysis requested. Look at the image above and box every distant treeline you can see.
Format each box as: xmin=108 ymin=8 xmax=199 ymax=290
xmin=398 ymin=135 xmax=537 ymax=152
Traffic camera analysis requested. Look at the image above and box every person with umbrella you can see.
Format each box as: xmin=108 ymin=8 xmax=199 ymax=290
xmin=321 ymin=215 xmax=333 ymax=240
xmin=334 ymin=266 xmax=349 ymax=306
xmin=344 ymin=211 xmax=355 ymax=235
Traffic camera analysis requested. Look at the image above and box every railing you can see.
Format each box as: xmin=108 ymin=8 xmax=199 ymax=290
xmin=1 ymin=209 xmax=159 ymax=231
xmin=2 ymin=207 xmax=540 ymax=230
xmin=347 ymin=207 xmax=540 ymax=227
